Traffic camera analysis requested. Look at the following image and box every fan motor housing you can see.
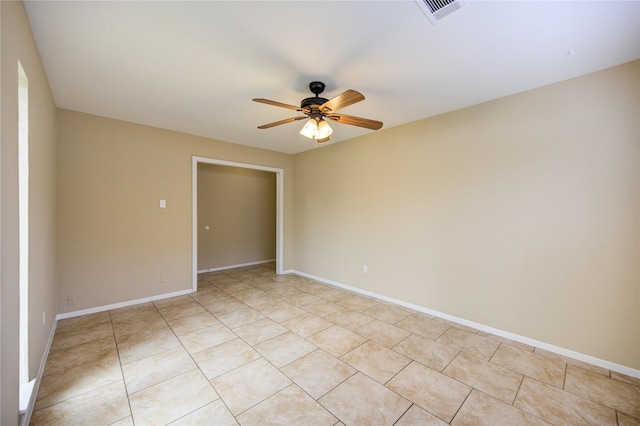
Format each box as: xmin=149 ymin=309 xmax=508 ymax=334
xmin=301 ymin=96 xmax=329 ymax=109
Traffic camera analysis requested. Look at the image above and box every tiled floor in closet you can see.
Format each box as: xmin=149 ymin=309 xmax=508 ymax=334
xmin=31 ymin=263 xmax=639 ymax=425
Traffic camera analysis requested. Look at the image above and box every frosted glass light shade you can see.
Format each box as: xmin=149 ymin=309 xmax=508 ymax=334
xmin=317 ymin=119 xmax=333 ymax=139
xmin=300 ymin=118 xmax=318 ymax=139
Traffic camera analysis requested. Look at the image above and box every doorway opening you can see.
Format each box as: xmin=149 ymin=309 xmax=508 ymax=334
xmin=18 ymin=60 xmax=35 ymax=410
xmin=191 ymin=156 xmax=284 ymax=292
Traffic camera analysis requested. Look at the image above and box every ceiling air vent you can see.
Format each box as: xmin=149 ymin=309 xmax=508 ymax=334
xmin=415 ymin=0 xmax=464 ymax=24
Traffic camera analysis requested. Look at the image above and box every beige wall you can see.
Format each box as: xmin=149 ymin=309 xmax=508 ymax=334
xmin=293 ymin=61 xmax=640 ymax=369
xmin=1 ymin=1 xmax=58 ymax=423
xmin=57 ymin=110 xmax=293 ymax=314
xmin=197 ymin=164 xmax=276 ymax=270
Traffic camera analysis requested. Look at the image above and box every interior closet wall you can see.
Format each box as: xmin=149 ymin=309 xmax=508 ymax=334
xmin=197 ymin=164 xmax=276 ymax=271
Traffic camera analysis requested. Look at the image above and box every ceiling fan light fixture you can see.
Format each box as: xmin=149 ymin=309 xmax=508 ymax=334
xmin=316 ymin=119 xmax=333 ymax=139
xmin=255 ymin=81 xmax=383 ymax=143
xmin=300 ymin=118 xmax=318 ymax=139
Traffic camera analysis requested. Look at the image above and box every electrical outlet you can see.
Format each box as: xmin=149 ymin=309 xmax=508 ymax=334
xmin=42 ymin=311 xmax=46 ymax=325
xmin=362 ymin=265 xmax=368 ymax=274
xmin=67 ymin=295 xmax=76 ymax=305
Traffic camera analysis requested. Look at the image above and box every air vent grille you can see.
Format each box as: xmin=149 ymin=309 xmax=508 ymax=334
xmin=416 ymin=0 xmax=464 ymax=24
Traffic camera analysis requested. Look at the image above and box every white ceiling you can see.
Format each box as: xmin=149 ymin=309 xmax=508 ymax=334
xmin=25 ymin=1 xmax=640 ymax=154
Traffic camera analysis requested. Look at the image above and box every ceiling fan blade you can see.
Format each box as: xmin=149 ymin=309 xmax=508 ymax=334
xmin=257 ymin=116 xmax=307 ymax=129
xmin=253 ymin=98 xmax=308 ymax=113
xmin=326 ymin=113 xmax=383 ymax=130
xmin=319 ymin=90 xmax=365 ymax=113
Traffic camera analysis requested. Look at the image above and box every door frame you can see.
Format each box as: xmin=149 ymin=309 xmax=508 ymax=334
xmin=192 ymin=156 xmax=284 ymax=292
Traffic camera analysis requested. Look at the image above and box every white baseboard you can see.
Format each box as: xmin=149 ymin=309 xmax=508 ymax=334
xmin=292 ymin=270 xmax=640 ymax=379
xmin=20 ymin=315 xmax=58 ymax=426
xmin=197 ymin=259 xmax=276 ymax=274
xmin=56 ymin=288 xmax=193 ymax=320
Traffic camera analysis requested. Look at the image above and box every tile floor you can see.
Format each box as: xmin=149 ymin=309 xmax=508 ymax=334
xmin=31 ymin=263 xmax=640 ymax=425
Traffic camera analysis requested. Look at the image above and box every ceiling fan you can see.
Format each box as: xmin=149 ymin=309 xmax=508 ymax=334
xmin=253 ymin=82 xmax=383 ymax=143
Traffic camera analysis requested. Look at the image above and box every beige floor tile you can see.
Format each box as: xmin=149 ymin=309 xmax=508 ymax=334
xmin=452 ymin=389 xmax=551 ymax=426
xmin=43 ymin=335 xmax=117 ymax=376
xmin=50 ymin=320 xmax=115 ymax=351
xmin=392 ymin=333 xmax=459 ymax=371
xmin=341 ymin=340 xmax=410 ymax=384
xmin=477 ymin=331 xmax=535 ymax=353
xmin=217 ymin=307 xmax=266 ymax=329
xmin=281 ymin=349 xmax=357 ymax=399
xmin=270 ymin=273 xmax=295 ymax=282
xmin=617 ymin=412 xmax=640 ymax=426
xmin=264 ymin=284 xmax=301 ymax=298
xmin=490 ymin=344 xmax=566 ymax=388
xmin=222 ymin=281 xmax=255 ymax=295
xmin=112 ymin=313 xmax=170 ymax=343
xmin=261 ymin=303 xmax=308 ymax=323
xmin=387 ymin=361 xmax=471 ymax=423
xmin=190 ymin=289 xmax=229 ymax=305
xmin=244 ymin=295 xmax=286 ymax=312
xmin=325 ymin=309 xmax=375 ymax=331
xmin=443 ymin=352 xmax=523 ymax=403
xmin=611 ymin=370 xmax=640 ymax=387
xmin=514 ymin=377 xmax=617 ymax=425
xmin=117 ymin=328 xmax=181 ymax=365
xmin=534 ymin=347 xmax=610 ymax=377
xmin=109 ymin=304 xmax=160 ymax=326
xmin=224 ymin=271 xmax=257 ymax=281
xmin=281 ymin=291 xmax=321 ymax=307
xmin=238 ymin=384 xmax=338 ymax=426
xmin=178 ymin=322 xmax=237 ymax=354
xmin=157 ymin=300 xmax=207 ymax=321
xmin=35 ymin=265 xmax=626 ymax=426
xmin=233 ymin=317 xmax=289 ymax=346
xmin=363 ymin=304 xmax=412 ymax=324
xmin=564 ymin=365 xmax=640 ymax=418
xmin=202 ymin=298 xmax=248 ymax=316
xmin=129 ymin=369 xmax=218 ymax=425
xmin=436 ymin=328 xmax=500 ymax=360
xmin=211 ymin=358 xmax=292 ymax=415
xmin=315 ymin=287 xmax=347 ymax=303
xmin=165 ymin=310 xmax=220 ymax=335
xmin=171 ymin=400 xmax=238 ymax=426
xmin=304 ymin=300 xmax=346 ymax=317
xmin=307 ymin=325 xmax=368 ymax=357
xmin=355 ymin=319 xmax=411 ymax=348
xmin=109 ymin=415 xmax=134 ymax=425
xmin=55 ymin=311 xmax=111 ymax=334
xmin=210 ymin=277 xmax=243 ymax=288
xmin=153 ymin=295 xmax=194 ymax=310
xmin=30 ymin=381 xmax=130 ymax=426
xmin=319 ymin=372 xmax=411 ymax=426
xmin=35 ymin=357 xmax=123 ymax=410
xmin=255 ymin=331 xmax=317 ymax=368
xmin=244 ymin=275 xmax=279 ymax=286
xmin=193 ymin=338 xmax=261 ymax=379
xmin=395 ymin=314 xmax=449 ymax=340
xmin=395 ymin=404 xmax=448 ymax=426
xmin=298 ymin=281 xmax=331 ymax=295
xmin=282 ymin=312 xmax=333 ymax=337
xmin=284 ymin=277 xmax=318 ymax=290
xmin=432 ymin=318 xmax=480 ymax=334
xmin=232 ymin=288 xmax=271 ymax=303
xmin=122 ymin=346 xmax=196 ymax=394
xmin=335 ymin=294 xmax=380 ymax=312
